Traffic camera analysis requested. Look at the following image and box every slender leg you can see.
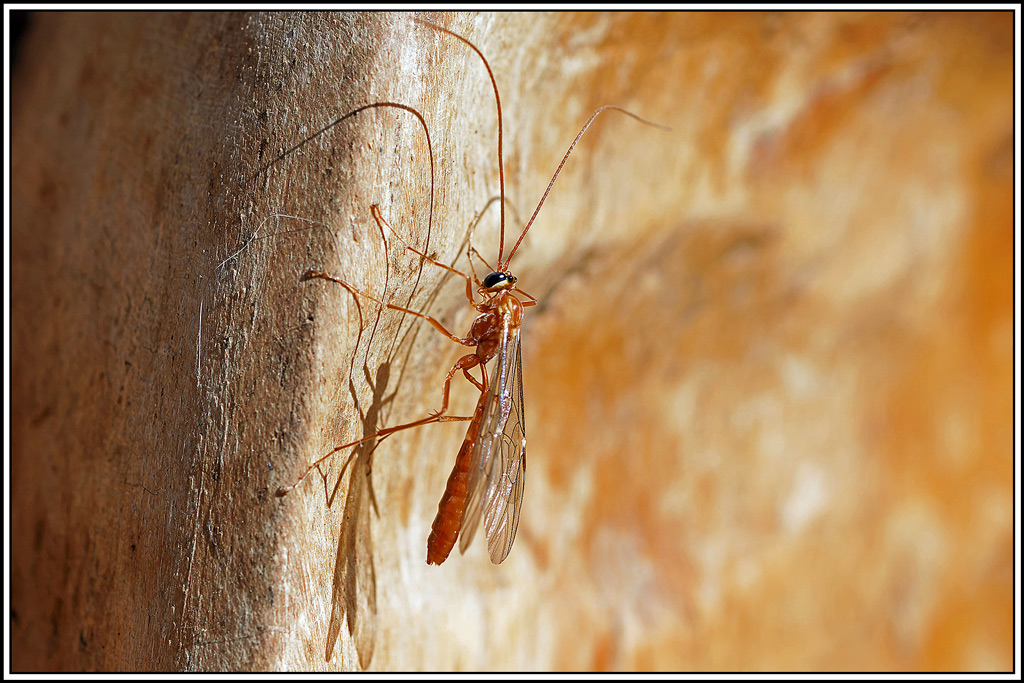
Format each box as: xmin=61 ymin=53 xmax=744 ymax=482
xmin=513 ymin=286 xmax=539 ymax=307
xmin=303 ymin=269 xmax=475 ymax=347
xmin=429 ymin=353 xmax=486 ymax=415
xmin=462 ymin=363 xmax=487 ymax=393
xmin=277 ymin=407 xmax=475 ymax=498
xmin=371 ymin=205 xmax=478 ymax=307
xmin=468 ymin=244 xmax=496 ymax=274
xmin=278 ymin=353 xmax=485 ymax=498
xmin=314 ymin=447 xmax=360 ymax=508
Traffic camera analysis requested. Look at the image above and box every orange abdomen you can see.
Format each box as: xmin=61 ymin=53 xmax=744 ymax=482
xmin=426 ymin=393 xmax=487 ymax=565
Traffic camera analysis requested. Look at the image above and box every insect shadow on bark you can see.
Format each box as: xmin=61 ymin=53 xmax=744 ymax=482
xmin=225 ymin=95 xmax=445 ymax=666
xmin=237 ymin=129 xmax=503 ymax=668
xmin=309 ymin=195 xmax=510 ymax=667
xmin=318 ymin=364 xmax=389 ymax=667
xmin=310 ymin=224 xmax=453 ymax=669
xmin=289 ymin=186 xmax=519 ymax=668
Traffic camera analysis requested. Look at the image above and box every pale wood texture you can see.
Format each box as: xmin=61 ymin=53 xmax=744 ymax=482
xmin=11 ymin=11 xmax=1014 ymax=671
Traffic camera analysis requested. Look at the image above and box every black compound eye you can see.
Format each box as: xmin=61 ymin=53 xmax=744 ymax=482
xmin=483 ymin=271 xmax=511 ymax=289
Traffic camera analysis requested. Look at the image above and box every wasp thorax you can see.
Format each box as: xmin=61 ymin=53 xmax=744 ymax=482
xmin=481 ymin=271 xmax=517 ymax=292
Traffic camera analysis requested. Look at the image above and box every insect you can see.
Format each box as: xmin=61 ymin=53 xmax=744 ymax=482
xmin=275 ymin=16 xmax=666 ymax=567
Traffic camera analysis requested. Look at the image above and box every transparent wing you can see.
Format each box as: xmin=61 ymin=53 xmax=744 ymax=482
xmin=459 ymin=318 xmax=526 ymax=563
xmin=483 ymin=335 xmax=526 ymax=563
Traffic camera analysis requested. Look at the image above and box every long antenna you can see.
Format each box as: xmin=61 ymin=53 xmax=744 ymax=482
xmin=502 ymin=105 xmax=669 ymax=270
xmin=413 ymin=17 xmax=508 ymax=266
xmin=413 ymin=17 xmax=669 ymax=273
